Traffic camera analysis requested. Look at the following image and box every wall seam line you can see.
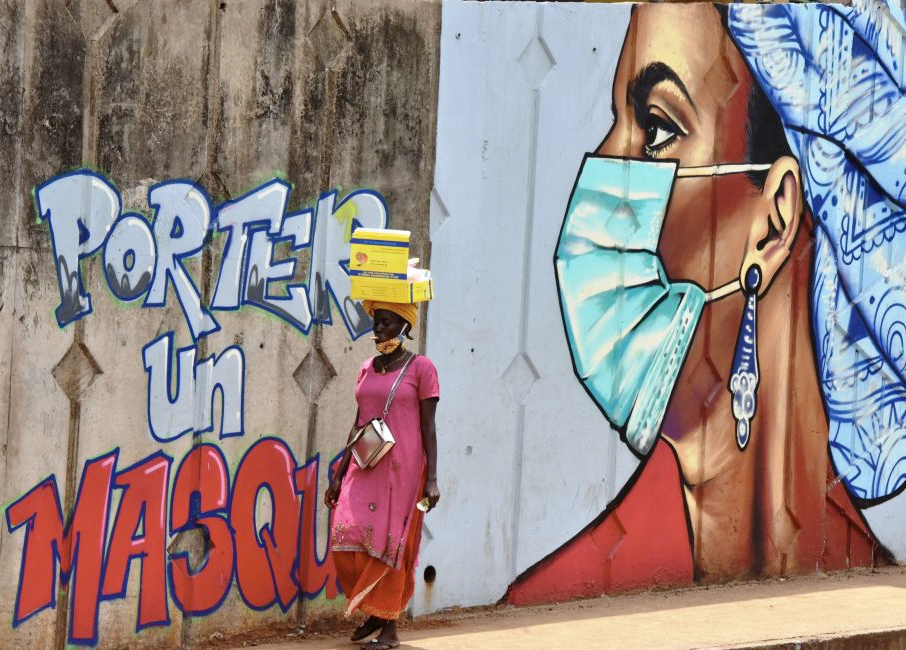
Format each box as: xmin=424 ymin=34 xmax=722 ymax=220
xmin=510 ymin=4 xmax=546 ymax=581
xmin=0 ymin=0 xmax=31 ymax=569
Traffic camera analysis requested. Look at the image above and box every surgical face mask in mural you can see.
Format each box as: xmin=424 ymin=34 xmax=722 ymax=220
xmin=555 ymin=155 xmax=769 ymax=456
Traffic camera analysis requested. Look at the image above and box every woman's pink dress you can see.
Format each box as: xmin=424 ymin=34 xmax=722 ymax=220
xmin=331 ymin=354 xmax=440 ymax=569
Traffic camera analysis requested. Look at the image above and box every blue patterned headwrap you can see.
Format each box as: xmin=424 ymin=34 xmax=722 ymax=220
xmin=730 ymin=0 xmax=906 ymax=504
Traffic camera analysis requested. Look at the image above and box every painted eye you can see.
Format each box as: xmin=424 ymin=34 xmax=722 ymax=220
xmin=644 ymin=113 xmax=680 ymax=154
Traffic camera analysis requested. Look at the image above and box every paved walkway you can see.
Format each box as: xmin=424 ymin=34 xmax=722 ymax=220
xmin=233 ymin=567 xmax=906 ymax=649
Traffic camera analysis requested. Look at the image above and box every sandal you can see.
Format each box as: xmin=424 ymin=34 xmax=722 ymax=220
xmin=362 ymin=640 xmax=400 ymax=650
xmin=351 ymin=617 xmax=384 ymax=643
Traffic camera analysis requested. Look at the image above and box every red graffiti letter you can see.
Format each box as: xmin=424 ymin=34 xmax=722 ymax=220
xmin=101 ymin=452 xmax=171 ymax=629
xmin=295 ymin=454 xmax=339 ymax=599
xmin=4 ymin=451 xmax=117 ymax=644
xmin=231 ymin=438 xmax=300 ymax=610
xmin=169 ymin=444 xmax=234 ymax=615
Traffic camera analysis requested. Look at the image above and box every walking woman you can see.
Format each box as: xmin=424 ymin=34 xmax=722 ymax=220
xmin=324 ymin=300 xmax=440 ymax=650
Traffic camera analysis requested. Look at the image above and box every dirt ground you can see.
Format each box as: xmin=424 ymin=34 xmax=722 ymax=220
xmin=214 ymin=566 xmax=906 ymax=650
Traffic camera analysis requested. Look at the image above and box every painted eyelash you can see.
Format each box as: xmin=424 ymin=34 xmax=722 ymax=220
xmin=644 ymin=136 xmax=680 ymax=158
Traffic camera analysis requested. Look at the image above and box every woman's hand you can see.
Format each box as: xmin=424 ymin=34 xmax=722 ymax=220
xmin=423 ymin=478 xmax=440 ymax=512
xmin=324 ymin=477 xmax=342 ymax=509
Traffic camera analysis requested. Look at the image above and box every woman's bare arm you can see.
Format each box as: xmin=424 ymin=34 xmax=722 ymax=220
xmin=419 ymin=397 xmax=440 ymax=510
xmin=324 ymin=410 xmax=359 ymax=509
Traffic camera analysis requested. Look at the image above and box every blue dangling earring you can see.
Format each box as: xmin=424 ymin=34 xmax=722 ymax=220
xmin=729 ymin=265 xmax=761 ymax=450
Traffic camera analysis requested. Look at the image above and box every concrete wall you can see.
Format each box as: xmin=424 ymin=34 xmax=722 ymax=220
xmin=0 ymin=0 xmax=439 ymax=647
xmin=414 ymin=0 xmax=640 ymax=614
xmin=420 ymin=0 xmax=906 ymax=613
xmin=5 ymin=0 xmax=906 ymax=648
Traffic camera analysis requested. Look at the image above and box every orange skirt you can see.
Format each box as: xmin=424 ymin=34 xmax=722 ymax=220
xmin=334 ymin=507 xmax=424 ymax=620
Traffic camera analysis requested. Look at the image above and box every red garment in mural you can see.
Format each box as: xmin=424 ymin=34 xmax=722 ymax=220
xmin=507 ymin=440 xmax=877 ymax=605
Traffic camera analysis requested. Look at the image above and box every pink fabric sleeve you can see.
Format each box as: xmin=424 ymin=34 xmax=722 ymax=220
xmin=417 ymin=356 xmax=440 ymax=401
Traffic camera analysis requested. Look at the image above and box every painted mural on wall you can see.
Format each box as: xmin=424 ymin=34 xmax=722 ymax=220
xmin=9 ymin=0 xmax=906 ymax=641
xmin=4 ymin=171 xmax=387 ymax=644
xmin=509 ymin=0 xmax=906 ymax=601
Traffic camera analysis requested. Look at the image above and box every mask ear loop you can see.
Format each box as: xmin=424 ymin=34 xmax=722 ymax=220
xmin=396 ymin=322 xmax=413 ymax=352
xmin=729 ymin=265 xmax=762 ymax=450
xmin=704 ymin=280 xmax=741 ymax=303
xmin=676 ymin=163 xmax=772 ymax=178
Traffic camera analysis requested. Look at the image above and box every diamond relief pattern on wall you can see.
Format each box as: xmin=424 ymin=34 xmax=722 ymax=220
xmin=518 ymin=36 xmax=555 ymax=90
xmin=53 ymin=341 xmax=103 ymax=402
xmin=430 ymin=186 xmax=451 ymax=239
xmin=607 ymin=201 xmax=641 ymax=236
xmin=688 ymin=355 xmax=723 ymax=408
xmin=294 ymin=346 xmax=337 ymax=402
xmin=308 ymin=9 xmax=352 ymax=70
xmin=704 ymin=51 xmax=740 ymax=107
xmin=503 ymin=352 xmax=540 ymax=405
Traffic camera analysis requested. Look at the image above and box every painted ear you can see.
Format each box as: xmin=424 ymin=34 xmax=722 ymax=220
xmin=739 ymin=156 xmax=803 ymax=296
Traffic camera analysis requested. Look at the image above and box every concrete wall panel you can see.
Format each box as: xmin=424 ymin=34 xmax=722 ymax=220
xmin=214 ymin=0 xmax=301 ymax=190
xmin=0 ymin=0 xmax=25 ymax=248
xmin=415 ymin=0 xmax=639 ymax=614
xmin=18 ymin=0 xmax=85 ymax=250
xmin=1 ymin=0 xmax=440 ymax=647
xmin=427 ymin=0 xmax=906 ymax=612
xmin=0 ymin=247 xmax=77 ymax=650
xmin=96 ymin=1 xmax=212 ymax=183
xmin=416 ymin=1 xmax=538 ymax=613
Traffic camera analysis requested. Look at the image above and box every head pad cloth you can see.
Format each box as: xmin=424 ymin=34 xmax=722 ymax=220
xmin=729 ymin=0 xmax=906 ymax=504
xmin=363 ymin=300 xmax=418 ymax=329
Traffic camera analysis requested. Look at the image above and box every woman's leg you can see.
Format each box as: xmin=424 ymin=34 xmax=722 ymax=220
xmin=368 ymin=618 xmax=398 ymax=648
xmin=351 ymin=615 xmax=384 ymax=642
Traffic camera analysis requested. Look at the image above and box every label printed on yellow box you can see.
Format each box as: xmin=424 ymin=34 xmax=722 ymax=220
xmin=349 ymin=237 xmax=408 ymax=247
xmin=349 ymin=269 xmax=408 ymax=280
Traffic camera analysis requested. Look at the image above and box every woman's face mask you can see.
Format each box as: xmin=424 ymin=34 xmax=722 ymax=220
xmin=554 ymin=155 xmax=768 ymax=456
xmin=375 ymin=335 xmax=404 ymax=355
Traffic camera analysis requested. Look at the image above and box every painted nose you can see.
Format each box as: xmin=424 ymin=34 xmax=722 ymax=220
xmin=596 ymin=118 xmax=633 ymax=158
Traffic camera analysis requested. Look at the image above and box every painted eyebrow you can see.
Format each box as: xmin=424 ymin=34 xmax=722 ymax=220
xmin=627 ymin=61 xmax=698 ymax=125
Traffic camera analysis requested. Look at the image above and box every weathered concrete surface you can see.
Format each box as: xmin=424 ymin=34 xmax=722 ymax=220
xmin=0 ymin=247 xmax=75 ymax=650
xmin=0 ymin=0 xmax=440 ymax=648
xmin=0 ymin=0 xmax=25 ymax=249
xmin=238 ymin=567 xmax=906 ymax=650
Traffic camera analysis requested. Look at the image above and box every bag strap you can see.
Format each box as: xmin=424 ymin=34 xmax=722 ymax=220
xmin=343 ymin=353 xmax=418 ymax=453
xmin=382 ymin=353 xmax=417 ymax=418
xmin=344 ymin=424 xmax=365 ymax=451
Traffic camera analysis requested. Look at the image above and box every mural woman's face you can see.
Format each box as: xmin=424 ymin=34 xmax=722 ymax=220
xmin=597 ymin=4 xmax=768 ymax=481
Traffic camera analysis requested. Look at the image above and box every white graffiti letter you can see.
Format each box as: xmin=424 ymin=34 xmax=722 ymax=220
xmin=144 ymin=182 xmax=219 ymax=341
xmin=195 ymin=346 xmax=245 ymax=438
xmin=143 ymin=333 xmax=246 ymax=442
xmin=103 ymin=213 xmax=156 ymax=302
xmin=36 ymin=171 xmax=121 ymax=326
xmin=143 ymin=333 xmax=197 ymax=442
xmin=309 ymin=190 xmax=388 ymax=338
xmin=211 ymin=179 xmax=289 ymax=310
xmin=243 ymin=208 xmax=313 ymax=333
